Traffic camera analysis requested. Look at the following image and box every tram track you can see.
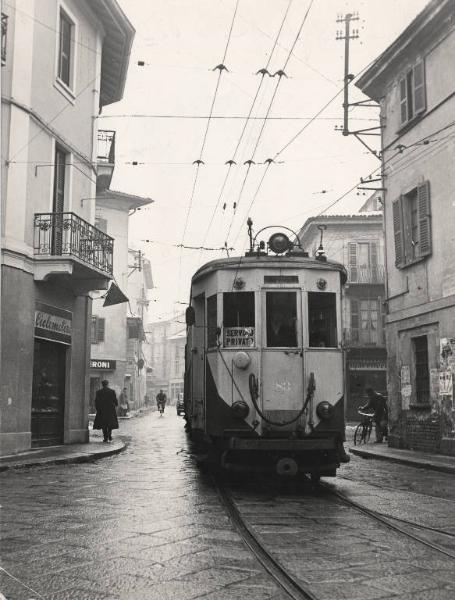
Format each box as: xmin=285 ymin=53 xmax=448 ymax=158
xmin=212 ymin=471 xmax=455 ymax=600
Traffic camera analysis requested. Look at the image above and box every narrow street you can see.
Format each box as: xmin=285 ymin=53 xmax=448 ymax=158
xmin=1 ymin=413 xmax=454 ymax=600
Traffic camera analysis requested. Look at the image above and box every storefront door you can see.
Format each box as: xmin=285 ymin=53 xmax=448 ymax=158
xmin=31 ymin=339 xmax=67 ymax=446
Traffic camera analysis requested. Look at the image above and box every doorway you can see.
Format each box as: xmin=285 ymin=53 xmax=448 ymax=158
xmin=31 ymin=339 xmax=67 ymax=446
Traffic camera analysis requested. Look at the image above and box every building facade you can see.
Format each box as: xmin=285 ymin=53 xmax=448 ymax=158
xmin=89 ymin=192 xmax=154 ymax=413
xmin=145 ymin=315 xmax=186 ymax=404
xmin=357 ymin=0 xmax=455 ymax=454
xmin=298 ymin=207 xmax=387 ymax=421
xmin=0 ymin=0 xmax=134 ymax=454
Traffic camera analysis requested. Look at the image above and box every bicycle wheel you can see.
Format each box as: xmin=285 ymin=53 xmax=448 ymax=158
xmin=354 ymin=423 xmax=364 ymax=445
xmin=366 ymin=420 xmax=373 ymax=443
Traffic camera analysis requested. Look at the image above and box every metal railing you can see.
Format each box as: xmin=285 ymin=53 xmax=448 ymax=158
xmin=34 ymin=212 xmax=113 ymax=275
xmin=97 ymin=130 xmax=116 ymax=164
xmin=343 ymin=327 xmax=385 ymax=347
xmin=347 ymin=265 xmax=385 ymax=284
xmin=1 ymin=13 xmax=8 ymax=65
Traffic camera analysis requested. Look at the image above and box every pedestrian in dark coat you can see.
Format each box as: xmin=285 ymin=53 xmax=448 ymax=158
xmin=93 ymin=380 xmax=119 ymax=442
xmin=361 ymin=386 xmax=388 ymax=443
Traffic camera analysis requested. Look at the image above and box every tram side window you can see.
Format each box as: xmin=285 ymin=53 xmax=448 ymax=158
xmin=223 ymin=292 xmax=255 ymax=347
xmin=308 ymin=292 xmax=337 ymax=348
xmin=266 ymin=292 xmax=298 ymax=347
xmin=207 ymin=295 xmax=218 ymax=348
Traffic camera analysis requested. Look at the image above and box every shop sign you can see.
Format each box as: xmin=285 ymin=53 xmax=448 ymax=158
xmin=90 ymin=359 xmax=116 ymax=370
xmin=35 ymin=302 xmax=72 ymax=344
xmin=349 ymin=359 xmax=386 ymax=371
xmin=224 ymin=327 xmax=255 ymax=347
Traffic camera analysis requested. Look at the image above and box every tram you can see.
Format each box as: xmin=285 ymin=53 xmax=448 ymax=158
xmin=184 ymin=222 xmax=348 ymax=479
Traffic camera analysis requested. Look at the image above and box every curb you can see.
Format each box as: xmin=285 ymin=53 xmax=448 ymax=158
xmin=0 ymin=439 xmax=127 ymax=473
xmin=349 ymin=446 xmax=455 ymax=475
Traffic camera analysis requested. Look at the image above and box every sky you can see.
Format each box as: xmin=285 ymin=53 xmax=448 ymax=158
xmin=101 ymin=0 xmax=429 ymax=321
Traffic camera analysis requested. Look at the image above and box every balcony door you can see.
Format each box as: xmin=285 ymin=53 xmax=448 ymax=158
xmin=52 ymin=147 xmax=66 ymax=255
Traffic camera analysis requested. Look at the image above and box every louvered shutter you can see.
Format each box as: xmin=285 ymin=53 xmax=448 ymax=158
xmin=413 ymin=61 xmax=426 ymax=115
xmin=52 ymin=148 xmax=66 ymax=255
xmin=348 ymin=242 xmax=358 ymax=282
xmin=97 ymin=318 xmax=105 ymax=342
xmin=350 ymin=299 xmax=359 ymax=343
xmin=392 ymin=197 xmax=405 ymax=267
xmin=370 ymin=242 xmax=378 ymax=282
xmin=399 ymin=78 xmax=408 ymax=124
xmin=417 ymin=180 xmax=431 ymax=257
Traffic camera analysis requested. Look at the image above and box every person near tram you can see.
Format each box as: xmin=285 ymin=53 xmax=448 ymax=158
xmin=93 ymin=380 xmax=119 ymax=442
xmin=360 ymin=386 xmax=388 ymax=443
xmin=156 ymin=389 xmax=167 ymax=414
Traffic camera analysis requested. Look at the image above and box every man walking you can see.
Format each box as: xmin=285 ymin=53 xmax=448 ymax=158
xmin=156 ymin=389 xmax=167 ymax=414
xmin=361 ymin=386 xmax=388 ymax=443
xmin=93 ymin=380 xmax=119 ymax=442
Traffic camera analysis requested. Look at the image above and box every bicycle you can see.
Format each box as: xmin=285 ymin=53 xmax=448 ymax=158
xmin=157 ymin=402 xmax=165 ymax=417
xmin=354 ymin=410 xmax=374 ymax=445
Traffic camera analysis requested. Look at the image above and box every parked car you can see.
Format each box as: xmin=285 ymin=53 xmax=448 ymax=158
xmin=176 ymin=394 xmax=184 ymax=416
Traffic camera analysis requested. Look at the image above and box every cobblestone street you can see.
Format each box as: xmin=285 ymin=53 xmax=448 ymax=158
xmin=1 ymin=413 xmax=455 ymax=600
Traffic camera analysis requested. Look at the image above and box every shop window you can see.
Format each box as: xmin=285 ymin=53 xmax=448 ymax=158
xmin=266 ymin=291 xmax=297 ymax=348
xmin=223 ymin=292 xmax=255 ymax=347
xmin=393 ymin=181 xmax=431 ymax=268
xmin=91 ymin=316 xmax=105 ymax=343
xmin=308 ymin=292 xmax=337 ymax=348
xmin=207 ymin=294 xmax=218 ymax=347
xmin=413 ymin=335 xmax=430 ymax=405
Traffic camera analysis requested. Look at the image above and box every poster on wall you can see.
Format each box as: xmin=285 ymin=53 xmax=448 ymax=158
xmin=439 ymin=370 xmax=453 ymax=396
xmin=430 ymin=368 xmax=440 ymax=397
xmin=440 ymin=338 xmax=455 ymax=370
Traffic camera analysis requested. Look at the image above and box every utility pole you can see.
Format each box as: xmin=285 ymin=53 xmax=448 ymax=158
xmin=336 ymin=13 xmax=382 ymax=160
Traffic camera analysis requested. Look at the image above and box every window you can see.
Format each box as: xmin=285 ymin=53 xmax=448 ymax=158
xmin=58 ymin=10 xmax=73 ymax=87
xmin=266 ymin=292 xmax=297 ymax=348
xmin=91 ymin=316 xmax=105 ymax=343
xmin=348 ymin=242 xmax=379 ymax=283
xmin=1 ymin=13 xmax=7 ymax=66
xmin=207 ymin=294 xmax=218 ymax=348
xmin=350 ymin=298 xmax=379 ymax=345
xmin=223 ymin=292 xmax=255 ymax=347
xmin=52 ymin=146 xmax=67 ymax=255
xmin=399 ymin=60 xmax=425 ymax=126
xmin=127 ymin=318 xmax=142 ymax=339
xmin=393 ymin=181 xmax=431 ymax=268
xmin=308 ymin=292 xmax=337 ymax=348
xmin=413 ymin=335 xmax=429 ymax=405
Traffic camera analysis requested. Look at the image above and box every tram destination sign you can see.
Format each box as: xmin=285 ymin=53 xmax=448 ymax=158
xmin=34 ymin=302 xmax=72 ymax=345
xmin=224 ymin=327 xmax=255 ymax=347
xmin=90 ymin=359 xmax=116 ymax=370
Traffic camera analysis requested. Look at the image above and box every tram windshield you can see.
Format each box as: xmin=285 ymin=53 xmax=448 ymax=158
xmin=223 ymin=292 xmax=255 ymax=347
xmin=308 ymin=292 xmax=337 ymax=347
xmin=266 ymin=292 xmax=298 ymax=347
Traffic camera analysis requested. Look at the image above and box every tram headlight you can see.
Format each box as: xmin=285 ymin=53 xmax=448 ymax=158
xmin=316 ymin=401 xmax=334 ymax=420
xmin=231 ymin=400 xmax=250 ymax=419
xmin=233 ymin=351 xmax=251 ymax=369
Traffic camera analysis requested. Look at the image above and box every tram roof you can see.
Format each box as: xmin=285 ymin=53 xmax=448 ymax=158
xmin=191 ymin=255 xmax=348 ymax=285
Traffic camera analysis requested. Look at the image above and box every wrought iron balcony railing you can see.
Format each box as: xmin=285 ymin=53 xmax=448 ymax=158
xmin=97 ymin=130 xmax=116 ymax=164
xmin=34 ymin=212 xmax=113 ymax=276
xmin=347 ymin=265 xmax=385 ymax=284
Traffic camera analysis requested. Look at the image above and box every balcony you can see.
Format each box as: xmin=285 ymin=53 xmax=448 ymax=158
xmin=96 ymin=130 xmax=116 ymax=192
xmin=343 ymin=327 xmax=385 ymax=347
xmin=347 ymin=265 xmax=385 ymax=285
xmin=34 ymin=212 xmax=113 ymax=292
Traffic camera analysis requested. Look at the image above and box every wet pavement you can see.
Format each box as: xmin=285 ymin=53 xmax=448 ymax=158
xmin=1 ymin=412 xmax=455 ymax=599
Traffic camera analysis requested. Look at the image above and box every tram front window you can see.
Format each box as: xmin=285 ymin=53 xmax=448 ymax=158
xmin=223 ymin=292 xmax=255 ymax=347
xmin=266 ymin=292 xmax=297 ymax=347
xmin=308 ymin=292 xmax=337 ymax=348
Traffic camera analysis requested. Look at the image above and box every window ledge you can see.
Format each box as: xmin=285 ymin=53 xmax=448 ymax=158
xmin=396 ymin=111 xmax=425 ymax=135
xmin=54 ymin=78 xmax=76 ymax=104
xmin=408 ymin=403 xmax=431 ymax=410
xmin=397 ymin=255 xmax=430 ymax=270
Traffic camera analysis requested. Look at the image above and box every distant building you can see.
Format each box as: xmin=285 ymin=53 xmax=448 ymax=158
xmin=145 ymin=315 xmax=186 ymax=404
xmin=298 ymin=206 xmax=387 ymax=420
xmin=357 ymin=0 xmax=455 ymax=454
xmin=90 ymin=191 xmax=154 ymax=413
xmin=1 ymin=0 xmax=134 ymax=454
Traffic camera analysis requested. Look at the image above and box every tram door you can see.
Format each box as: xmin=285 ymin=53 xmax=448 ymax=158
xmin=260 ymin=290 xmax=304 ymax=426
xmin=191 ymin=293 xmax=206 ymax=432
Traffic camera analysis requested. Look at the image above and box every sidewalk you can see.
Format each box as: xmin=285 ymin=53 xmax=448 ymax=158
xmin=349 ymin=441 xmax=455 ymax=474
xmin=0 ymin=431 xmax=126 ymax=472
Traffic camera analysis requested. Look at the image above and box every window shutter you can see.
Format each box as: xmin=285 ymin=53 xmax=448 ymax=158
xmin=348 ymin=242 xmax=358 ymax=282
xmin=413 ymin=61 xmax=426 ymax=115
xmin=392 ymin=197 xmax=405 ymax=267
xmin=350 ymin=298 xmax=359 ymax=343
xmin=417 ymin=180 xmax=431 ymax=257
xmin=91 ymin=316 xmax=97 ymax=344
xmin=97 ymin=318 xmax=105 ymax=342
xmin=399 ymin=77 xmax=408 ymax=124
xmin=370 ymin=242 xmax=378 ymax=282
